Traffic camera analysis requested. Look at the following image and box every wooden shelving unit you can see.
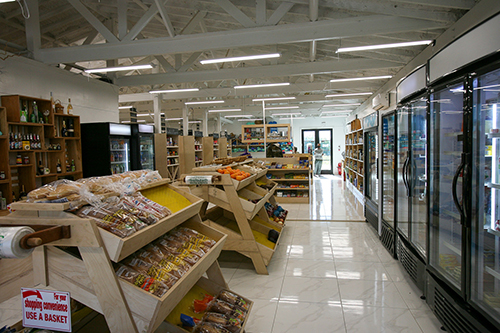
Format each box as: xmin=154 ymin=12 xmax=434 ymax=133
xmin=154 ymin=130 xmax=180 ymax=180
xmin=218 ymin=137 xmax=229 ymax=158
xmin=241 ymin=124 xmax=290 ymax=143
xmin=202 ymin=136 xmax=214 ymax=165
xmin=183 ymin=168 xmax=284 ymax=275
xmin=345 ymin=118 xmax=364 ymax=194
xmin=194 ymin=133 xmax=203 ymax=167
xmin=255 ymin=156 xmax=311 ymax=203
xmin=0 ymin=181 xmax=252 ymax=333
xmin=0 ymin=95 xmax=83 ymax=205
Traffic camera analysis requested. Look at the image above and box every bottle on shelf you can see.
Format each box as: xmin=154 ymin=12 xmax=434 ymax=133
xmin=71 ymin=159 xmax=76 ymax=172
xmin=0 ymin=191 xmax=6 ymax=210
xmin=20 ymin=100 xmax=28 ymax=122
xmin=67 ymin=98 xmax=73 ymax=115
xmin=67 ymin=118 xmax=75 ymax=137
xmin=16 ymin=154 xmax=22 ymax=164
xmin=65 ymin=159 xmax=70 ymax=171
xmin=19 ymin=185 xmax=27 ymax=201
xmin=56 ymin=159 xmax=62 ymax=173
xmin=50 ymin=92 xmax=55 ymax=113
xmin=61 ymin=120 xmax=68 ymax=137
xmin=31 ymin=101 xmax=38 ymax=123
xmin=37 ymin=160 xmax=44 ymax=176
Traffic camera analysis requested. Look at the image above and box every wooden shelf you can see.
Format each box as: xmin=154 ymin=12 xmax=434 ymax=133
xmin=7 ymin=122 xmax=43 ymax=127
xmin=277 ymin=187 xmax=309 ymax=190
xmin=10 ymin=164 xmax=33 ymax=168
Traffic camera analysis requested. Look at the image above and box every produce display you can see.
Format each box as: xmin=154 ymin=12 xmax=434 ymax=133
xmin=265 ymin=202 xmax=287 ymax=225
xmin=115 ymin=227 xmax=216 ymax=297
xmin=216 ymin=167 xmax=251 ymax=181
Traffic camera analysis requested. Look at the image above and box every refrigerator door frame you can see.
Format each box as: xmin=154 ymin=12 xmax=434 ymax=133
xmin=427 ymin=76 xmax=469 ymax=300
xmin=468 ymin=58 xmax=500 ymax=327
xmin=396 ymin=104 xmax=411 ymax=242
xmin=364 ymin=125 xmax=379 ymax=231
xmin=138 ymin=133 xmax=155 ymax=171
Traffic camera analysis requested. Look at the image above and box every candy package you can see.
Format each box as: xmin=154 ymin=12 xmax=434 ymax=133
xmin=202 ymin=312 xmax=242 ymax=333
xmin=207 ymin=299 xmax=246 ymax=322
xmin=217 ymin=290 xmax=250 ymax=311
xmin=114 ymin=264 xmax=168 ymax=297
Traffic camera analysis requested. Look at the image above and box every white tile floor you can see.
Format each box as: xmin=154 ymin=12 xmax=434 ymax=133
xmin=218 ymin=175 xmax=444 ymax=333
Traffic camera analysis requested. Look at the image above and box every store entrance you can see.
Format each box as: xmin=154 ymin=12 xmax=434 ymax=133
xmin=302 ymin=129 xmax=333 ymax=174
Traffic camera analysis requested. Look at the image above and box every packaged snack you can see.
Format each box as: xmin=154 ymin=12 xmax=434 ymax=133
xmin=118 ymin=198 xmax=159 ymax=225
xmin=181 ymin=241 xmax=206 ymax=258
xmin=162 ymin=235 xmax=186 ymax=249
xmin=101 ymin=204 xmax=148 ymax=231
xmin=114 ymin=264 xmax=168 ymax=297
xmin=132 ymin=192 xmax=172 ymax=218
xmin=194 ymin=323 xmax=231 ymax=333
xmin=193 ymin=294 xmax=214 ymax=313
xmin=124 ymin=258 xmax=179 ymax=288
xmin=27 ymin=179 xmax=83 ymax=201
xmin=75 ymin=206 xmax=135 ymax=238
xmin=218 ymin=291 xmax=249 ymax=311
xmin=202 ymin=312 xmax=242 ymax=333
xmin=207 ymin=300 xmax=246 ymax=322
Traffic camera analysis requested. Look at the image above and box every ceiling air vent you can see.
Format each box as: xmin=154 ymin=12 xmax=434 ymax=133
xmin=372 ymin=93 xmax=389 ymax=110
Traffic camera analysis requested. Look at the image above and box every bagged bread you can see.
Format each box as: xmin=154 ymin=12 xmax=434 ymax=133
xmin=75 ymin=206 xmax=136 ymax=238
xmin=115 ymin=264 xmax=168 ymax=297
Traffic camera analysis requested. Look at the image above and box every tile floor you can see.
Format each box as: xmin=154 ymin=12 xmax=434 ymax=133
xmin=218 ymin=175 xmax=443 ymax=333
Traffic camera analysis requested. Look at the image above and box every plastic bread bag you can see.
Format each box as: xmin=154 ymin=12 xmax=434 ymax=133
xmin=123 ymin=258 xmax=179 ymax=288
xmin=177 ymin=227 xmax=217 ymax=248
xmin=202 ymin=312 xmax=242 ymax=333
xmin=217 ymin=291 xmax=250 ymax=311
xmin=180 ymin=241 xmax=207 ymax=258
xmin=135 ymin=249 xmax=161 ymax=266
xmin=122 ymin=193 xmax=171 ymax=219
xmin=156 ymin=238 xmax=181 ymax=254
xmin=207 ymin=299 xmax=246 ymax=322
xmin=115 ymin=264 xmax=168 ymax=297
xmin=193 ymin=323 xmax=231 ymax=333
xmin=122 ymin=257 xmax=154 ymax=275
xmin=161 ymin=235 xmax=186 ymax=249
xmin=118 ymin=197 xmax=159 ymax=225
xmin=133 ymin=192 xmax=172 ymax=217
xmin=100 ymin=203 xmax=148 ymax=231
xmin=27 ymin=179 xmax=83 ymax=202
xmin=75 ymin=206 xmax=136 ymax=238
xmin=134 ymin=250 xmax=187 ymax=279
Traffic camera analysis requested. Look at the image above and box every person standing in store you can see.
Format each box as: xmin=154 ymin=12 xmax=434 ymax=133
xmin=313 ymin=143 xmax=323 ymax=177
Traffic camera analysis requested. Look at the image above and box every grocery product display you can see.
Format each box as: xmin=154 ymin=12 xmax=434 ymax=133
xmin=155 ymin=130 xmax=180 ymax=180
xmin=344 ymin=119 xmax=364 ymax=196
xmin=241 ymin=124 xmax=290 ymax=143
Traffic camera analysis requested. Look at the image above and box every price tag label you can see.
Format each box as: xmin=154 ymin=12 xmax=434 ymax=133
xmin=22 ymin=288 xmax=72 ymax=332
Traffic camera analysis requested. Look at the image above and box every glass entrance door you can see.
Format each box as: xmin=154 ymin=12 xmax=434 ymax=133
xmin=302 ymin=129 xmax=333 ymax=174
xmin=382 ymin=114 xmax=396 ymax=226
xmin=471 ymin=67 xmax=500 ymax=325
xmin=429 ymin=82 xmax=465 ymax=292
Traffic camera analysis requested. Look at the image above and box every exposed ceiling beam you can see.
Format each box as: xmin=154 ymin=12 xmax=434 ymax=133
xmin=117 ymin=0 xmax=128 ymax=39
xmin=390 ymin=0 xmax=475 ymax=10
xmin=154 ymin=0 xmax=176 ymax=37
xmin=132 ymin=0 xmax=165 ymax=27
xmin=178 ymin=52 xmax=202 ymax=72
xmin=25 ymin=0 xmax=41 ymax=54
xmin=0 ymin=17 xmax=67 ymax=47
xmin=115 ymin=58 xmax=398 ymax=86
xmin=267 ymin=1 xmax=294 ymax=25
xmin=122 ymin=0 xmax=165 ymax=42
xmin=215 ymin=0 xmax=256 ymax=28
xmin=154 ymin=55 xmax=175 ymax=72
xmin=67 ymin=0 xmax=119 ymax=43
xmin=180 ymin=10 xmax=207 ymax=34
xmin=256 ymin=0 xmax=266 ymax=25
xmin=37 ymin=15 xmax=447 ymax=63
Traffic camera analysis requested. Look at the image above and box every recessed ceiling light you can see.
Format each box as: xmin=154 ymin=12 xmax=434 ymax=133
xmin=118 ymin=105 xmax=133 ymax=109
xmin=336 ymin=40 xmax=432 ymax=53
xmin=189 ymin=121 xmax=201 ymax=124
xmin=234 ymin=83 xmax=290 ymax=89
xmin=165 ymin=117 xmax=183 ymax=121
xmin=200 ymin=53 xmax=281 ymax=64
xmin=149 ymin=88 xmax=200 ymax=94
xmin=238 ymin=118 xmax=263 ymax=121
xmin=185 ymin=100 xmax=225 ymax=105
xmin=325 ymin=92 xmax=372 ymax=98
xmin=252 ymin=97 xmax=296 ymax=102
xmin=330 ymin=75 xmax=392 ymax=83
xmin=271 ymin=112 xmax=301 ymax=116
xmin=323 ymin=103 xmax=361 ymax=107
xmin=224 ymin=115 xmax=253 ymax=118
xmin=265 ymin=106 xmax=300 ymax=110
xmin=85 ymin=64 xmax=152 ymax=73
xmin=322 ymin=110 xmax=353 ymax=114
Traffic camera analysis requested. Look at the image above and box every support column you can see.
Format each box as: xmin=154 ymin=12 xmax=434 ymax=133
xmin=25 ymin=0 xmax=41 ymax=59
xmin=203 ymin=111 xmax=208 ymax=136
xmin=262 ymin=101 xmax=267 ymax=156
xmin=183 ymin=105 xmax=189 ymax=135
xmin=153 ymin=93 xmax=162 ymax=133
xmin=217 ymin=116 xmax=222 ymax=135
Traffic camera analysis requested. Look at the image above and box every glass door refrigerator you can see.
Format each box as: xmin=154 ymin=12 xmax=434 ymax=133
xmin=81 ymin=123 xmax=132 ymax=177
xmin=132 ymin=124 xmax=155 ymax=170
xmin=364 ymin=124 xmax=379 ymax=231
xmin=381 ymin=112 xmax=397 ymax=257
xmin=396 ymin=95 xmax=428 ymax=292
xmin=470 ymin=64 xmax=500 ymax=330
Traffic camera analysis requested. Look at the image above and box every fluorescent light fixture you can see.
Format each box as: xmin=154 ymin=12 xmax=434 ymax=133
xmin=185 ymin=100 xmax=225 ymax=105
xmin=272 ymin=112 xmax=301 ymax=116
xmin=200 ymin=53 xmax=280 ymax=65
xmin=189 ymin=121 xmax=201 ymax=124
xmin=119 ymin=105 xmax=133 ymax=109
xmin=474 ymin=84 xmax=500 ymax=91
xmin=85 ymin=64 xmax=152 ymax=73
xmin=252 ymin=97 xmax=296 ymax=102
xmin=109 ymin=123 xmax=131 ymax=136
xmin=208 ymin=109 xmax=241 ymax=113
xmin=0 ymin=0 xmax=16 ymax=3
xmin=330 ymin=75 xmax=392 ymax=83
xmin=234 ymin=83 xmax=290 ymax=89
xmin=149 ymin=88 xmax=199 ymax=94
xmin=322 ymin=115 xmax=347 ymax=118
xmin=337 ymin=40 xmax=432 ymax=53
xmin=238 ymin=118 xmax=262 ymax=121
xmin=323 ymin=103 xmax=361 ymax=107
xmin=322 ymin=110 xmax=352 ymax=114
xmin=265 ymin=106 xmax=299 ymax=110
xmin=165 ymin=117 xmax=183 ymax=121
xmin=121 ymin=121 xmax=132 ymax=123
xmin=224 ymin=115 xmax=253 ymax=118
xmin=325 ymin=92 xmax=372 ymax=98
xmin=137 ymin=119 xmax=146 ymax=123
xmin=281 ymin=117 xmax=306 ymax=120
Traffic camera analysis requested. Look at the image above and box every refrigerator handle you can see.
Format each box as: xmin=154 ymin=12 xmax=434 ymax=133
xmin=462 ymin=153 xmax=471 ymax=222
xmin=452 ymin=153 xmax=466 ymax=223
xmin=403 ymin=156 xmax=410 ymax=197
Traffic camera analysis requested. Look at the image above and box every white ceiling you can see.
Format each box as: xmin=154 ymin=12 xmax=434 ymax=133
xmin=0 ymin=0 xmax=481 ymax=122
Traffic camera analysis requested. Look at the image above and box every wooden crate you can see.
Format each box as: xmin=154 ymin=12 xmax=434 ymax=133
xmin=159 ymin=276 xmax=253 ymax=333
xmin=44 ymin=217 xmax=227 ymax=333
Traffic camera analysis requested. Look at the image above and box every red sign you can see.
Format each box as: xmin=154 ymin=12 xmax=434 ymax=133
xmin=22 ymin=288 xmax=72 ymax=332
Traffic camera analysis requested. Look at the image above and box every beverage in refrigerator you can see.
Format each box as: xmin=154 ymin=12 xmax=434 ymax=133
xmin=132 ymin=124 xmax=155 ymax=170
xmin=364 ymin=124 xmax=379 ymax=230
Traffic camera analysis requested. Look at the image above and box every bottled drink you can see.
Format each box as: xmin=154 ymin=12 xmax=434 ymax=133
xmin=10 ymin=133 xmax=15 ymax=150
xmin=31 ymin=101 xmax=38 ymax=123
xmin=19 ymin=185 xmax=27 ymax=201
xmin=61 ymin=120 xmax=68 ymax=137
xmin=37 ymin=134 xmax=42 ymax=149
xmin=50 ymin=92 xmax=55 ymax=113
xmin=56 ymin=159 xmax=62 ymax=173
xmin=67 ymin=98 xmax=73 ymax=115
xmin=71 ymin=159 xmax=75 ymax=172
xmin=67 ymin=118 xmax=75 ymax=137
xmin=65 ymin=159 xmax=70 ymax=171
xmin=38 ymin=160 xmax=44 ymax=176
xmin=20 ymin=101 xmax=28 ymax=122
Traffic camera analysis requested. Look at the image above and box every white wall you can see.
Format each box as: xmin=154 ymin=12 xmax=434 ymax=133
xmin=0 ymin=54 xmax=119 ymax=123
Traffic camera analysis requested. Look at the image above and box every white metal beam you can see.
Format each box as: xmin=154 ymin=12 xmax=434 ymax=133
xmin=391 ymin=0 xmax=475 ymax=10
xmin=115 ymin=58 xmax=398 ymax=86
xmin=178 ymin=52 xmax=202 ymax=72
xmin=67 ymin=0 xmax=119 ymax=43
xmin=123 ymin=0 xmax=167 ymax=42
xmin=215 ymin=0 xmax=256 ymax=28
xmin=154 ymin=0 xmax=176 ymax=37
xmin=117 ymin=0 xmax=128 ymax=39
xmin=154 ymin=55 xmax=175 ymax=72
xmin=256 ymin=0 xmax=266 ymax=25
xmin=180 ymin=10 xmax=207 ymax=35
xmin=25 ymin=0 xmax=41 ymax=56
xmin=37 ymin=15 xmax=446 ymax=64
xmin=267 ymin=1 xmax=294 ymax=25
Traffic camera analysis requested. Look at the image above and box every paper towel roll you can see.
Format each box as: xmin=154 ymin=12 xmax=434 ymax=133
xmin=185 ymin=175 xmax=213 ymax=185
xmin=0 ymin=226 xmax=35 ymax=259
